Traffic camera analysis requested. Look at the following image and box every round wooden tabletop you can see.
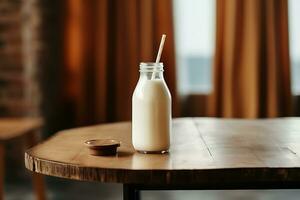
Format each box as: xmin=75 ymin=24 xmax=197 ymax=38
xmin=25 ymin=118 xmax=300 ymax=186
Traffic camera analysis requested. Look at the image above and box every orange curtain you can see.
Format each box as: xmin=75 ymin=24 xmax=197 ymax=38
xmin=209 ymin=0 xmax=292 ymax=118
xmin=63 ymin=0 xmax=178 ymax=125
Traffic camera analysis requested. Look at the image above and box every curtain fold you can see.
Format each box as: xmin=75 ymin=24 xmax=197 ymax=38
xmin=209 ymin=0 xmax=292 ymax=118
xmin=63 ymin=0 xmax=178 ymax=125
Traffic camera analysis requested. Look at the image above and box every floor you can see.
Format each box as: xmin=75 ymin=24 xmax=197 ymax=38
xmin=4 ymin=176 xmax=300 ymax=200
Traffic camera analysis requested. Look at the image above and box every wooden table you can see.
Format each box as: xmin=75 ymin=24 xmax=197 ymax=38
xmin=25 ymin=118 xmax=300 ymax=200
xmin=0 ymin=118 xmax=45 ymax=200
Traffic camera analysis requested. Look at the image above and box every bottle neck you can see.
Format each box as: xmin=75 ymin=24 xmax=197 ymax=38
xmin=139 ymin=70 xmax=164 ymax=80
xmin=139 ymin=62 xmax=164 ymax=80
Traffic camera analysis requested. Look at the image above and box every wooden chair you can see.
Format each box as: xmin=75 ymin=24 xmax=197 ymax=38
xmin=0 ymin=118 xmax=45 ymax=200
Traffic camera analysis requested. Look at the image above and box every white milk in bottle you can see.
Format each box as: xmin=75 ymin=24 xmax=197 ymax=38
xmin=132 ymin=62 xmax=171 ymax=153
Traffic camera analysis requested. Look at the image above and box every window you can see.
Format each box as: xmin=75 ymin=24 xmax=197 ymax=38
xmin=174 ymin=0 xmax=300 ymax=95
xmin=289 ymin=0 xmax=300 ymax=95
xmin=173 ymin=0 xmax=216 ymax=95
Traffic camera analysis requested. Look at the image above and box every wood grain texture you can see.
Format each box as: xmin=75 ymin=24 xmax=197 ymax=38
xmin=25 ymin=118 xmax=300 ymax=185
xmin=0 ymin=118 xmax=43 ymax=141
xmin=25 ymin=126 xmax=46 ymax=200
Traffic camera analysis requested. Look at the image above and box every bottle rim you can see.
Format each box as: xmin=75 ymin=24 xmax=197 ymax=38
xmin=139 ymin=62 xmax=164 ymax=72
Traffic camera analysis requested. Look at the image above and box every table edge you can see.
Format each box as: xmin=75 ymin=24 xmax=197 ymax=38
xmin=25 ymin=150 xmax=300 ymax=185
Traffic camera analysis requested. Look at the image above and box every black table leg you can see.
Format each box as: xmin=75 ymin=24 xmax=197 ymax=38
xmin=123 ymin=184 xmax=140 ymax=200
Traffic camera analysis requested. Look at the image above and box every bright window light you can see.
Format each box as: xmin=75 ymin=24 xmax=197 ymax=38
xmin=173 ymin=0 xmax=216 ymax=95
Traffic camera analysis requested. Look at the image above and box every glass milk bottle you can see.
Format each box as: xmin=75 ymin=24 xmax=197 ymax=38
xmin=132 ymin=62 xmax=171 ymax=153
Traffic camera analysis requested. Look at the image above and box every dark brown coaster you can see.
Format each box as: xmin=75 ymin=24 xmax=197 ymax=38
xmin=85 ymin=139 xmax=120 ymax=156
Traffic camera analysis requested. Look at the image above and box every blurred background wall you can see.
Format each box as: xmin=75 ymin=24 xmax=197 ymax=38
xmin=0 ymin=0 xmax=64 ymax=136
xmin=0 ymin=0 xmax=300 ymax=135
